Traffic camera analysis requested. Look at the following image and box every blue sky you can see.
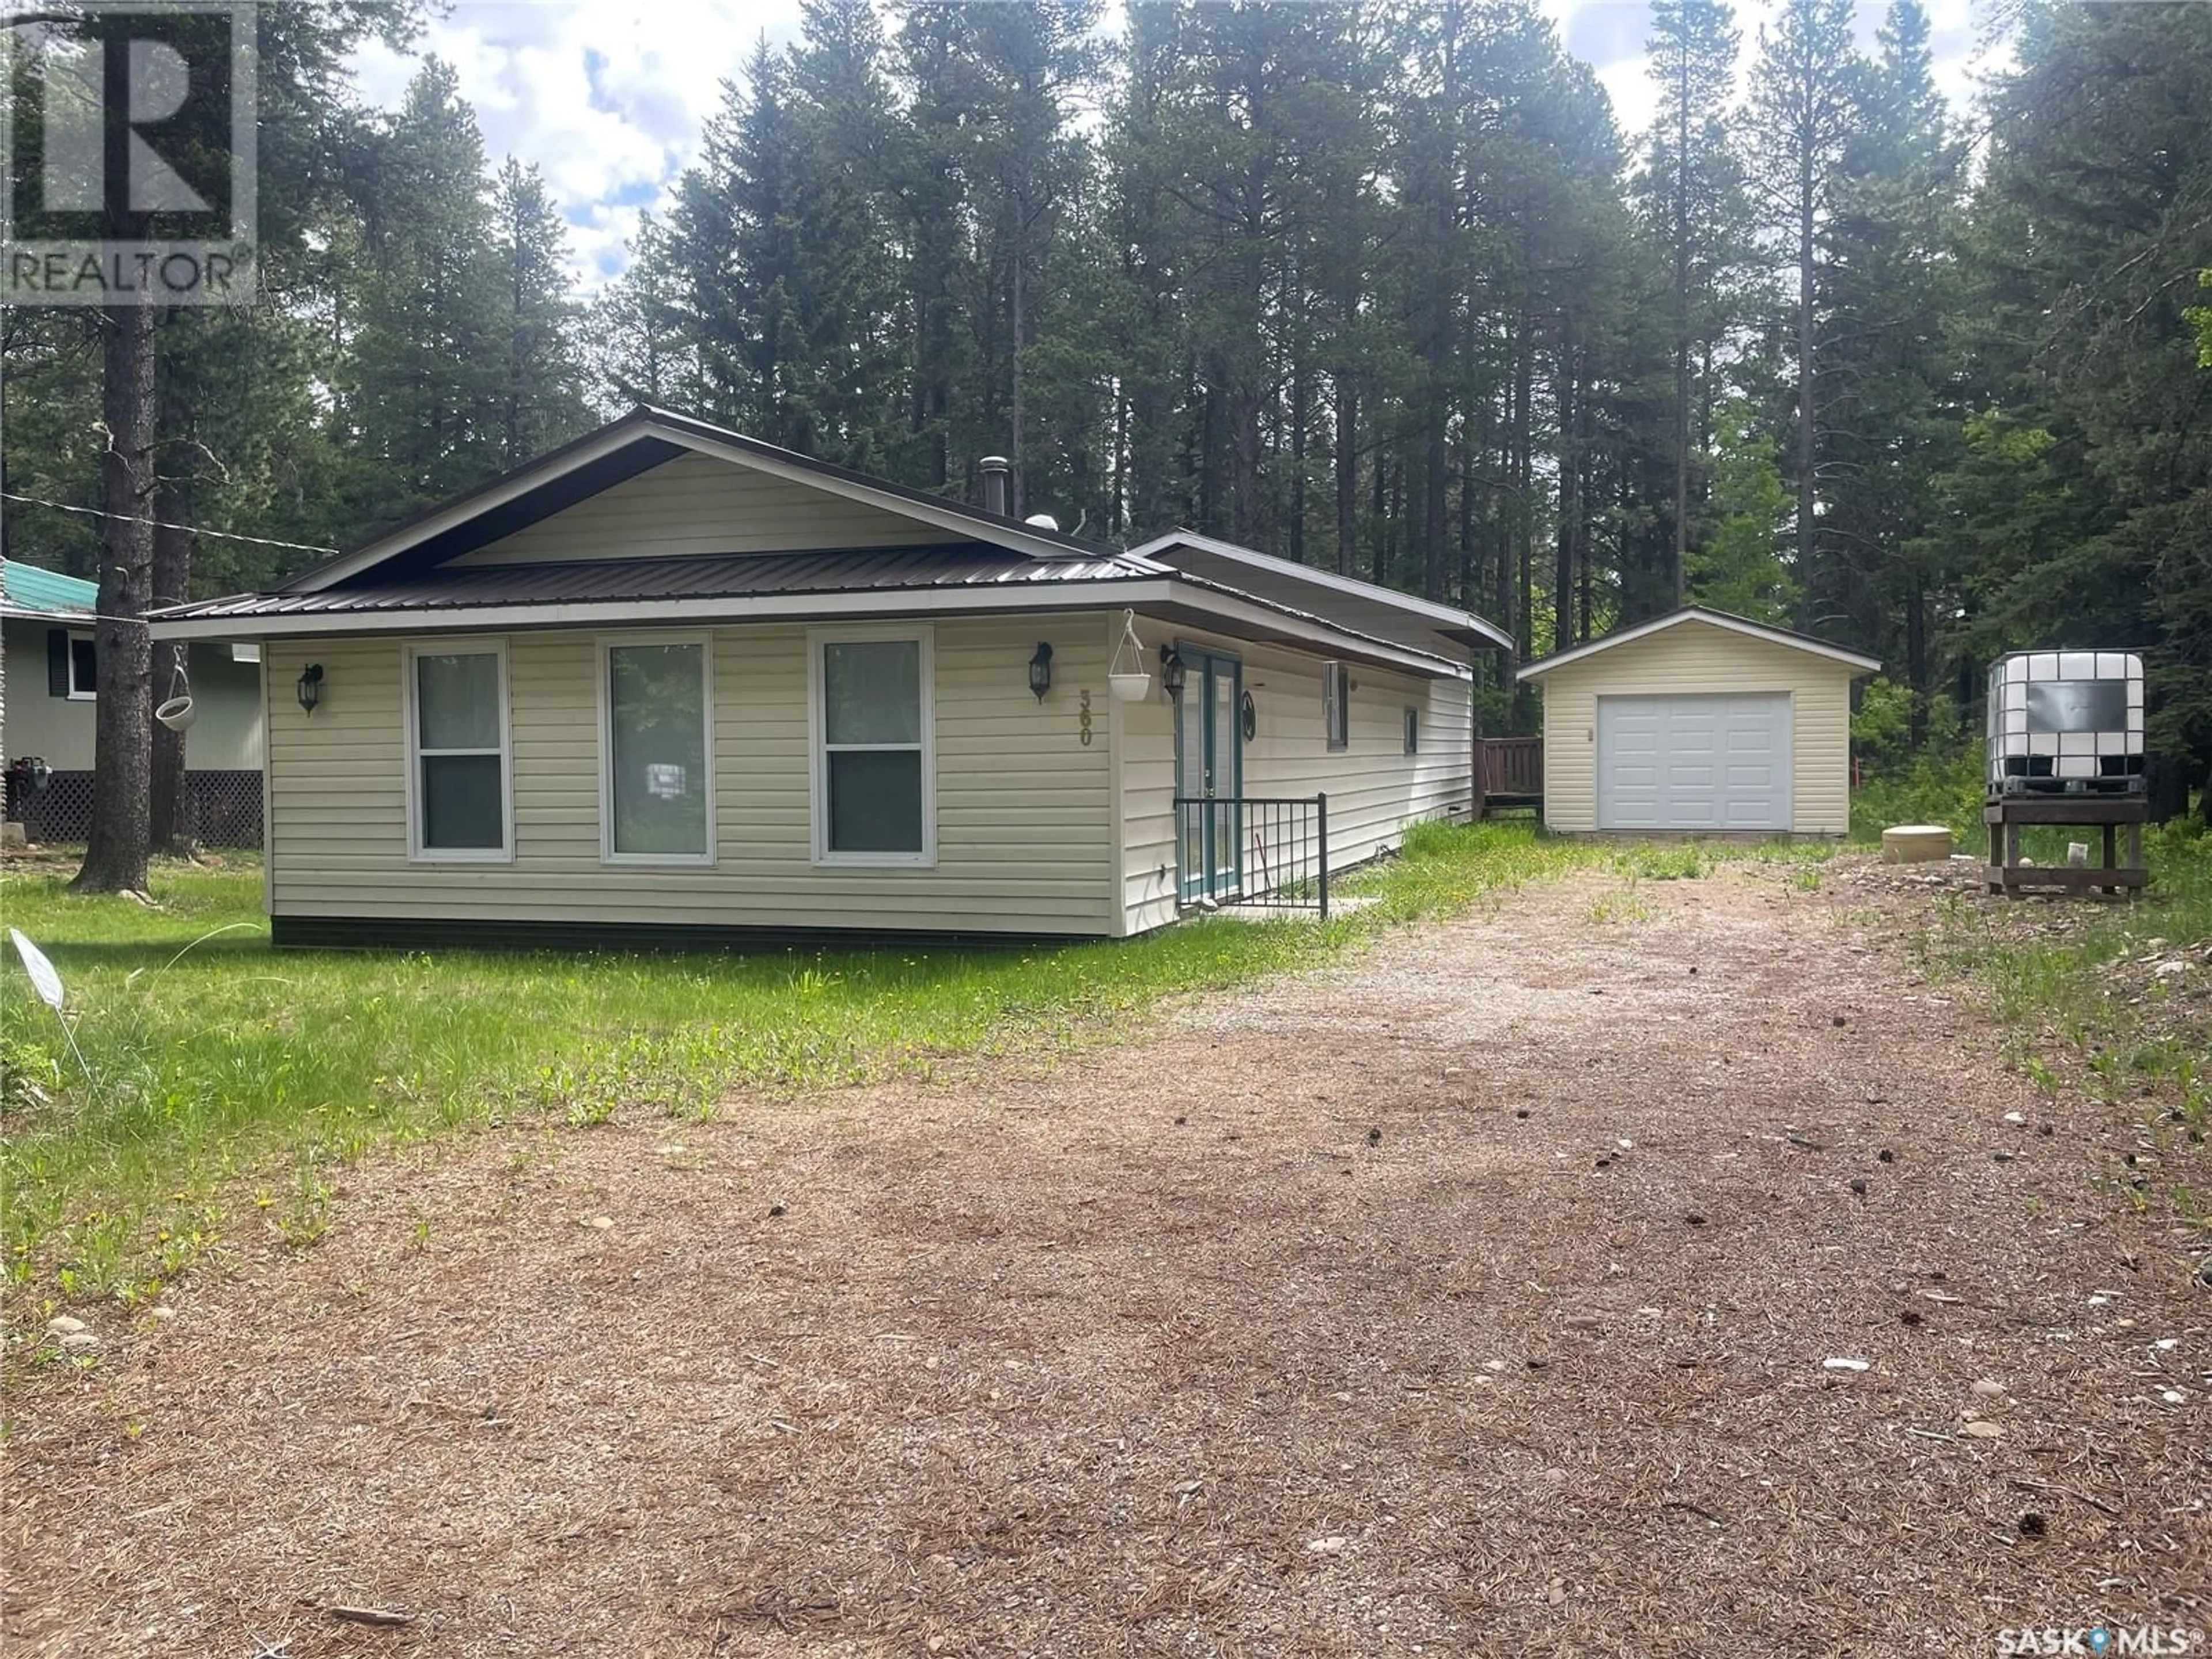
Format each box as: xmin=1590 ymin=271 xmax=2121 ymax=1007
xmin=348 ymin=0 xmax=1998 ymax=292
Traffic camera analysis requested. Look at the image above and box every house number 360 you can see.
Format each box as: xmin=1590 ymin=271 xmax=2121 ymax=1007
xmin=1078 ymin=687 xmax=1093 ymax=746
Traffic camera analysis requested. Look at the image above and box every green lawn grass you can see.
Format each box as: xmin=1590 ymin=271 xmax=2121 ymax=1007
xmin=1913 ymin=822 xmax=2212 ymax=1038
xmin=1902 ymin=823 xmax=2212 ymax=1225
xmin=0 ymin=822 xmax=1597 ymax=1306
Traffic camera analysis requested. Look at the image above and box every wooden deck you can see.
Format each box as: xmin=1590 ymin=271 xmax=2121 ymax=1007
xmin=1474 ymin=736 xmax=1543 ymax=819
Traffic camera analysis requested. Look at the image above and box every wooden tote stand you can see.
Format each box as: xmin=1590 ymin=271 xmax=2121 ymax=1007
xmin=1984 ymin=794 xmax=2147 ymax=897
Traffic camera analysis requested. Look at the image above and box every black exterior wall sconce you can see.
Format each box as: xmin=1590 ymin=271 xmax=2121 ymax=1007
xmin=1028 ymin=641 xmax=1054 ymax=701
xmin=296 ymin=662 xmax=324 ymax=714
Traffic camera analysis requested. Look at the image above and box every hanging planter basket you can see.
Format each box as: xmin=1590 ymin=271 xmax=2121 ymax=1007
xmin=1107 ymin=611 xmax=1152 ymax=702
xmin=154 ymin=651 xmax=196 ymax=731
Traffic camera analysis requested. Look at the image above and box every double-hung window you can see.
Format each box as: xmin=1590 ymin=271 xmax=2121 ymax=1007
xmin=406 ymin=642 xmax=512 ymax=861
xmin=1322 ymin=661 xmax=1350 ymax=751
xmin=811 ymin=628 xmax=934 ymax=865
xmin=600 ymin=636 xmax=714 ymax=865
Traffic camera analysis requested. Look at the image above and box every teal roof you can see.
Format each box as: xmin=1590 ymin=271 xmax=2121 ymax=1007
xmin=1 ymin=558 xmax=99 ymax=618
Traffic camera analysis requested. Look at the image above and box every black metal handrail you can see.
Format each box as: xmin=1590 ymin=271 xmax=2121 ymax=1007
xmin=1172 ymin=793 xmax=1330 ymax=919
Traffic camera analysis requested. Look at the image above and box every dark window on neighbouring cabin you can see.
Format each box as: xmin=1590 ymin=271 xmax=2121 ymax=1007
xmin=68 ymin=634 xmax=97 ymax=698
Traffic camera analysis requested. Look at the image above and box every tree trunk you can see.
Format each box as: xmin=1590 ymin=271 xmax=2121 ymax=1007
xmin=1334 ymin=376 xmax=1358 ymax=575
xmin=72 ymin=295 xmax=157 ymax=895
xmin=149 ymin=474 xmax=194 ymax=857
xmin=1554 ymin=339 xmax=1577 ymax=652
xmin=1423 ymin=410 xmax=1448 ymax=602
xmin=1198 ymin=368 xmax=1225 ymax=538
xmin=1289 ymin=362 xmax=1308 ymax=566
xmin=1372 ymin=451 xmax=1389 ymax=586
xmin=1795 ymin=175 xmax=1817 ymax=630
xmin=1110 ymin=389 xmax=1128 ymax=538
xmin=1671 ymin=47 xmax=1692 ymax=608
xmin=1906 ymin=566 xmax=1928 ymax=748
xmin=1491 ymin=395 xmax=1517 ymax=682
xmin=1456 ymin=411 xmax=1477 ymax=611
xmin=2144 ymin=752 xmax=2190 ymax=824
xmin=1513 ymin=282 xmax=1535 ymax=660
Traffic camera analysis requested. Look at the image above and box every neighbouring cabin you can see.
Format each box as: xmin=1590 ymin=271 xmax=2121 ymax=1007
xmin=2 ymin=559 xmax=266 ymax=845
xmin=151 ymin=407 xmax=1509 ymax=946
xmin=1516 ymin=608 xmax=1880 ymax=837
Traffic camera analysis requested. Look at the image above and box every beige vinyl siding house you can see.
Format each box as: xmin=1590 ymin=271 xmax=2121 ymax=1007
xmin=446 ymin=450 xmax=945 ymax=565
xmin=157 ymin=407 xmax=1505 ymax=946
xmin=262 ymin=616 xmax=1117 ymax=937
xmin=1116 ymin=630 xmax=1471 ymax=934
xmin=1518 ymin=609 xmax=1880 ymax=837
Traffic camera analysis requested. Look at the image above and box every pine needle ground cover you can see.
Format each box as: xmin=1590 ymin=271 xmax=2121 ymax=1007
xmin=5 ymin=857 xmax=2206 ymax=1657
xmin=0 ymin=825 xmax=1596 ymax=1307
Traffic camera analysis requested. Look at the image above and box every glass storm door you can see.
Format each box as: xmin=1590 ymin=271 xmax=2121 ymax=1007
xmin=1175 ymin=647 xmax=1243 ymax=902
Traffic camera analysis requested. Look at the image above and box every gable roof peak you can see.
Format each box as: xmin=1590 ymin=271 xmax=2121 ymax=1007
xmin=1516 ymin=605 xmax=1881 ymax=679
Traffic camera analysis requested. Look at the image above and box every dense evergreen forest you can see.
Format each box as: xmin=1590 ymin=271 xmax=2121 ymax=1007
xmin=5 ymin=0 xmax=2209 ymax=815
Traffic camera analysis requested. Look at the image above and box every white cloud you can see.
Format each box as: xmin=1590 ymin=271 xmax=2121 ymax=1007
xmin=1544 ymin=0 xmax=1996 ymax=152
xmin=348 ymin=0 xmax=805 ymax=290
xmin=347 ymin=0 xmax=1991 ymax=290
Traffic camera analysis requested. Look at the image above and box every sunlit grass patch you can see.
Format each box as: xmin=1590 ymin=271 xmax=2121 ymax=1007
xmin=1905 ymin=824 xmax=2211 ymax=1225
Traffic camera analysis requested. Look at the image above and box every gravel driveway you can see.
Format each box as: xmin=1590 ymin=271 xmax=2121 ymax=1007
xmin=6 ymin=860 xmax=2207 ymax=1657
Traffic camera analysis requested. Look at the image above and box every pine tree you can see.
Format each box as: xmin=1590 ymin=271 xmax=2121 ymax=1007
xmin=659 ymin=39 xmax=800 ymax=433
xmin=1742 ymin=0 xmax=1863 ymax=634
xmin=1639 ymin=0 xmax=1745 ymax=605
xmin=1820 ymin=0 xmax=1965 ymax=721
xmin=1690 ymin=399 xmax=1799 ymax=624
xmin=340 ymin=58 xmax=507 ymax=527
xmin=490 ymin=158 xmax=592 ymax=467
xmin=779 ymin=0 xmax=907 ymax=469
xmin=1937 ymin=1 xmax=2212 ymax=818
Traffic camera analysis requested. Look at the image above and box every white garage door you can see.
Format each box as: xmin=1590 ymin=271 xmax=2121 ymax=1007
xmin=1597 ymin=694 xmax=1793 ymax=831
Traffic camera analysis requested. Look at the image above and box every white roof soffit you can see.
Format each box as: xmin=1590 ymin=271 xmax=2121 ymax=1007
xmin=1515 ymin=607 xmax=1883 ymax=680
xmin=290 ymin=415 xmax=1099 ymax=593
xmin=1129 ymin=530 xmax=1514 ymax=653
xmin=149 ymin=578 xmax=1472 ymax=680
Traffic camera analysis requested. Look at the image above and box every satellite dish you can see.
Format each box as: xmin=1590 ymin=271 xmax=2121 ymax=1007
xmin=1024 ymin=513 xmax=1059 ymax=531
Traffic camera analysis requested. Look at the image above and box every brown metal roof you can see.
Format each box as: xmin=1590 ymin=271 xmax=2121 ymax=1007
xmin=155 ymin=544 xmax=1162 ymax=622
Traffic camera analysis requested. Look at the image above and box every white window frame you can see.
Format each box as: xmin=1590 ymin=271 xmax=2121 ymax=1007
xmin=807 ymin=623 xmax=936 ymax=869
xmin=597 ymin=632 xmax=717 ymax=868
xmin=402 ymin=638 xmax=515 ymax=865
xmin=1323 ymin=661 xmax=1350 ymax=751
xmin=66 ymin=630 xmax=97 ymax=700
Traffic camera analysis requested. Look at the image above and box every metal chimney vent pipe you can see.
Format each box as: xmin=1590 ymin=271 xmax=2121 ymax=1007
xmin=979 ymin=455 xmax=1012 ymax=518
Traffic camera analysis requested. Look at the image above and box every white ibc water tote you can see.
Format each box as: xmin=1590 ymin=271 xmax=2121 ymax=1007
xmin=1985 ymin=650 xmax=2145 ymax=796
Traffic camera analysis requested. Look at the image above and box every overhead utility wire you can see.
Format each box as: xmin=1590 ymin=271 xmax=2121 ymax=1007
xmin=1 ymin=491 xmax=341 ymax=556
